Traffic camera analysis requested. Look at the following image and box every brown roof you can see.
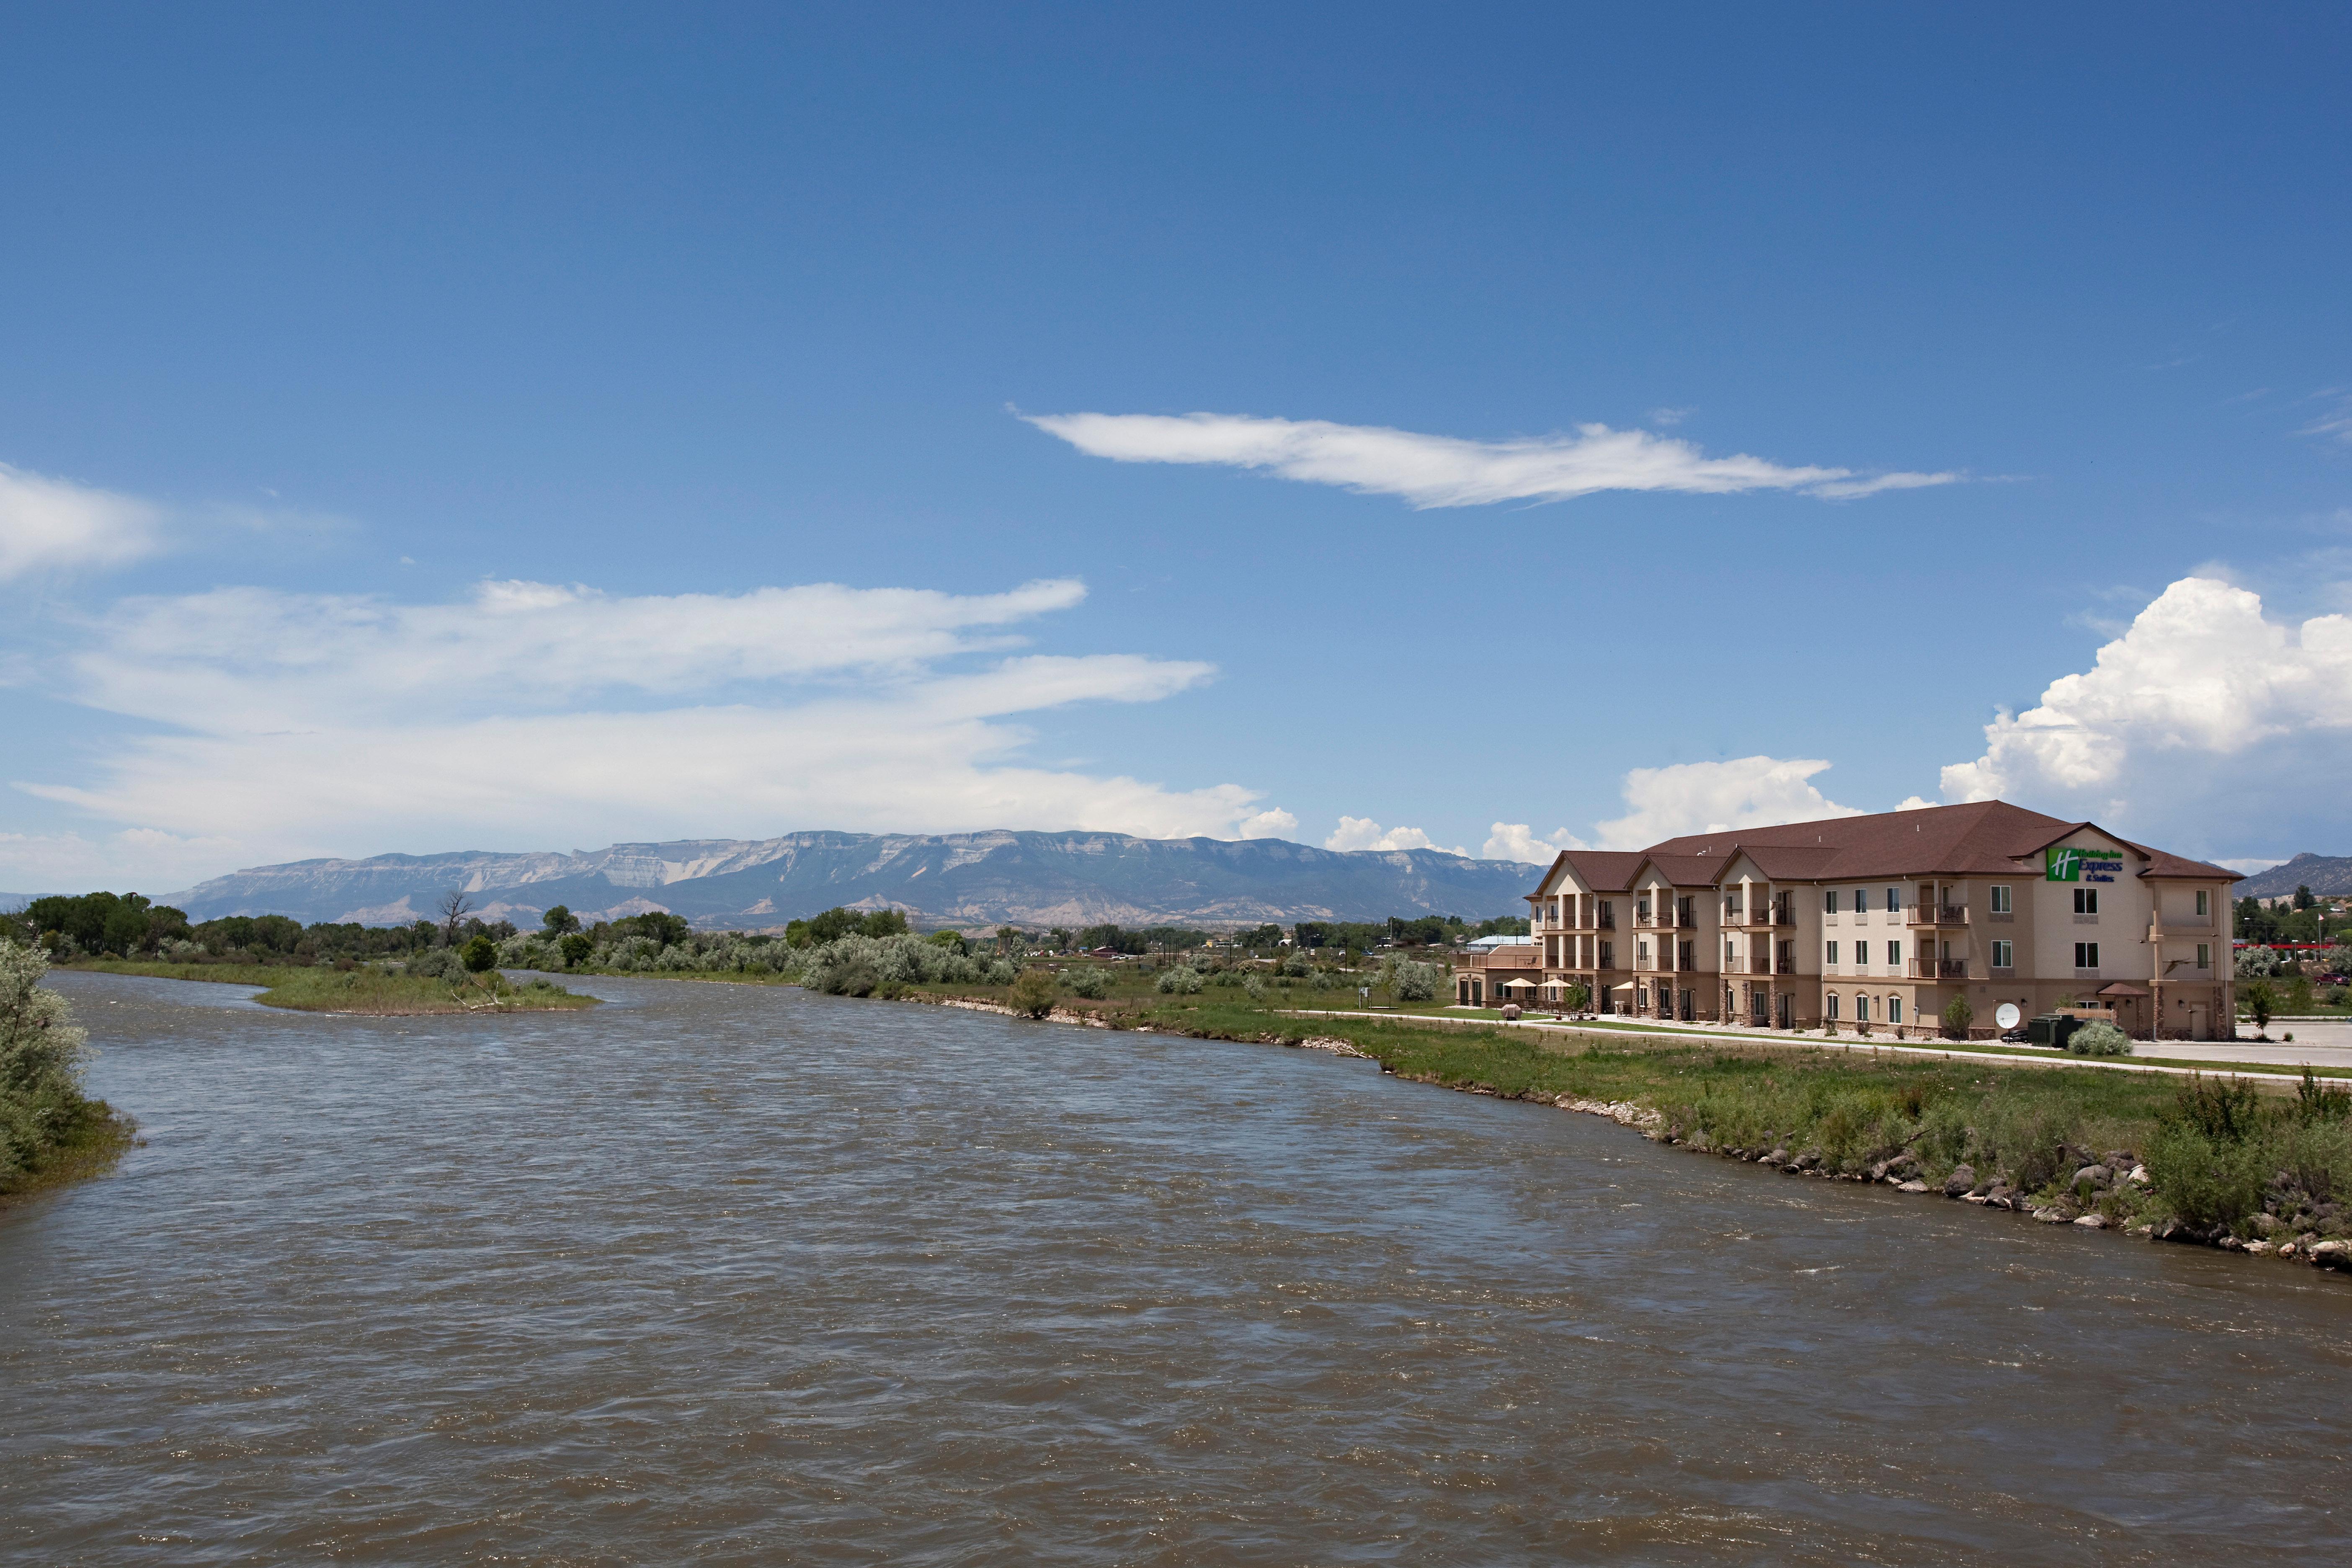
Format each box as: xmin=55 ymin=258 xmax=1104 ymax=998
xmin=1639 ymin=800 xmax=2240 ymax=885
xmin=1540 ymin=850 xmax=1645 ymax=892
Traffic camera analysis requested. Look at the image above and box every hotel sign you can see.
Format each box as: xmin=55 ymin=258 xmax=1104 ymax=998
xmin=2045 ymin=846 xmax=2124 ymax=883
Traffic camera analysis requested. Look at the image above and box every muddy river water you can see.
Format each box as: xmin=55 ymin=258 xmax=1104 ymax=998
xmin=3 ymin=970 xmax=2346 ymax=1563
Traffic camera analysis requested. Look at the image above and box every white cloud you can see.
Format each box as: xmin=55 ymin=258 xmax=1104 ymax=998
xmin=1590 ymin=757 xmax=1864 ymax=849
xmin=0 ymin=828 xmax=242 ymax=894
xmin=1939 ymin=577 xmax=2352 ymax=812
xmin=0 ymin=461 xmax=165 ymax=580
xmin=1026 ymin=410 xmax=1956 ymax=508
xmin=1483 ymin=822 xmax=1591 ymax=863
xmin=1323 ymin=816 xmax=1466 ymax=855
xmin=8 ymin=576 xmax=1292 ymax=884
xmin=1237 ymin=807 xmax=1298 ymax=838
xmin=2217 ymin=858 xmax=2286 ymax=876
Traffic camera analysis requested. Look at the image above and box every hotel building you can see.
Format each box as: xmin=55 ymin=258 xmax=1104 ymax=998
xmin=1454 ymin=800 xmax=2238 ymax=1040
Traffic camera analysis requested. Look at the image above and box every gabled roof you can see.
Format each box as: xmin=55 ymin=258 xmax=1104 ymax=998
xmin=1641 ymin=800 xmax=2239 ymax=882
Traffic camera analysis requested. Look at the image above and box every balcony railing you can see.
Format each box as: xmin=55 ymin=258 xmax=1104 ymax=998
xmin=1721 ymin=906 xmax=1795 ymax=928
xmin=1906 ymin=906 xmax=1968 ymax=927
xmin=1908 ymin=958 xmax=1968 ymax=978
xmin=1776 ymin=959 xmax=1795 ymax=974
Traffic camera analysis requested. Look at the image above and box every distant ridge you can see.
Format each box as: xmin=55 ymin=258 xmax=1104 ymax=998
xmin=2237 ymin=853 xmax=2352 ymax=900
xmin=164 ymin=831 xmax=1545 ymax=931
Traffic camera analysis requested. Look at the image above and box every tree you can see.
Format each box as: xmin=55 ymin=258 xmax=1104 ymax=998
xmin=461 ymin=934 xmax=499 ymax=974
xmin=437 ymin=890 xmax=474 ymax=944
xmin=558 ymin=932 xmax=594 ymax=968
xmin=1047 ymin=926 xmax=1073 ymax=952
xmin=2243 ymin=978 xmax=2275 ymax=1035
xmin=1008 ymin=968 xmax=1056 ymax=1017
xmin=2295 ymin=884 xmax=2316 ymax=910
xmin=1942 ymin=994 xmax=1974 ymax=1039
xmin=541 ymin=905 xmax=579 ymax=936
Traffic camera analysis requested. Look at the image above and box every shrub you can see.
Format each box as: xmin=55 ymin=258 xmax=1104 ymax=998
xmin=2298 ymin=1067 xmax=2352 ymax=1124
xmin=1383 ymin=958 xmax=1443 ymax=1002
xmin=1009 ymin=969 xmax=1057 ymax=1017
xmin=1063 ymin=966 xmax=1112 ymax=1000
xmin=1156 ymin=965 xmax=1203 ymax=995
xmin=1244 ymin=975 xmax=1267 ymax=1003
xmin=1942 ymin=994 xmax=1973 ymax=1039
xmin=559 ymin=932 xmax=593 ymax=968
xmin=0 ymin=939 xmax=111 ymax=1191
xmin=2169 ymin=1075 xmax=2262 ymax=1143
xmin=984 ymin=959 xmax=1019 ymax=986
xmin=2146 ymin=1124 xmax=2266 ymax=1233
xmin=2066 ymin=1021 xmax=2133 ymax=1057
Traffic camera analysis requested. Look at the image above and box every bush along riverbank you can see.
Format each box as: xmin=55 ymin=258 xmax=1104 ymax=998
xmin=1 ymin=940 xmax=136 ymax=1201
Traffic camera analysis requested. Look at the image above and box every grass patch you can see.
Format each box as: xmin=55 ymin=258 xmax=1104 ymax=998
xmin=65 ymin=958 xmax=596 ymax=1014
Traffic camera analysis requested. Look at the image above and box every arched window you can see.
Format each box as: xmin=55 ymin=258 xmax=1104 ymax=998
xmin=1826 ymin=992 xmax=1841 ymax=1019
xmin=1855 ymin=994 xmax=1870 ymax=1022
xmin=1888 ymin=995 xmax=1903 ymax=1024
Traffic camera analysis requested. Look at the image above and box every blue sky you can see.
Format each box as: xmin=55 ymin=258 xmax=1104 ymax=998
xmin=4 ymin=3 xmax=2349 ymax=890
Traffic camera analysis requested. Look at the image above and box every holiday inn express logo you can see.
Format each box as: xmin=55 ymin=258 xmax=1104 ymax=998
xmin=2045 ymin=845 xmax=2123 ymax=882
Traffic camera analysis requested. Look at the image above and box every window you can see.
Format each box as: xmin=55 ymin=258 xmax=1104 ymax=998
xmin=1826 ymin=941 xmax=1839 ymax=965
xmin=1992 ymin=939 xmax=2014 ymax=968
xmin=1724 ymin=939 xmax=1736 ymax=962
xmin=2074 ymin=888 xmax=2099 ymax=915
xmin=1885 ymin=887 xmax=1899 ymax=912
xmin=2075 ymin=941 xmax=2100 ymax=969
xmin=1825 ymin=890 xmax=1839 ymax=913
xmin=2197 ymin=943 xmax=2211 ymax=970
xmin=1855 ymin=994 xmax=1870 ymax=1022
xmin=1991 ymin=885 xmax=2011 ymax=914
xmin=1599 ymin=941 xmax=1613 ymax=968
xmin=2196 ymin=890 xmax=2210 ymax=917
xmin=1637 ymin=940 xmax=1650 ymax=963
xmin=1826 ymin=992 xmax=1841 ymax=1019
xmin=1890 ymin=996 xmax=1903 ymax=1024
xmin=1887 ymin=941 xmax=1901 ymax=966
xmin=1852 ymin=888 xmax=1867 ymax=915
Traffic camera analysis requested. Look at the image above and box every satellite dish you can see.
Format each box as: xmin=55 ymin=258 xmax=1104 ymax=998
xmin=1995 ymin=1002 xmax=2022 ymax=1030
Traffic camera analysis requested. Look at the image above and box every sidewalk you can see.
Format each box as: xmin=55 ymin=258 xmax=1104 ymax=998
xmin=1283 ymin=1008 xmax=2347 ymax=1083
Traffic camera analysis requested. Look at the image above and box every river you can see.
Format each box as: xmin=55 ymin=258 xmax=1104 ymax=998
xmin=3 ymin=970 xmax=2346 ymax=1563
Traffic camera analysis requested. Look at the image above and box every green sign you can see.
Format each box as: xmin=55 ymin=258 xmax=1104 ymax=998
xmin=2046 ymin=845 xmax=2124 ymax=883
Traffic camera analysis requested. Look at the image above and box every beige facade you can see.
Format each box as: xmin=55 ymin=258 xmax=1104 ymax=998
xmin=1457 ymin=801 xmax=2238 ymax=1040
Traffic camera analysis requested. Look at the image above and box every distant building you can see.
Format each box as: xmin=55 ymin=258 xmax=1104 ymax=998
xmin=1457 ymin=800 xmax=2238 ymax=1040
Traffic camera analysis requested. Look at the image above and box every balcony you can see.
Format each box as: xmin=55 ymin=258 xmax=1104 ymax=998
xmin=1906 ymin=906 xmax=1968 ymax=927
xmin=1722 ymin=906 xmax=1794 ymax=928
xmin=1776 ymin=959 xmax=1796 ymax=974
xmin=1909 ymin=959 xmax=1968 ymax=979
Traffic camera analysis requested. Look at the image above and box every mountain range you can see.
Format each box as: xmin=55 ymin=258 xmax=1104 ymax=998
xmin=163 ymin=831 xmax=1545 ymax=931
xmin=2236 ymin=853 xmax=2352 ymax=901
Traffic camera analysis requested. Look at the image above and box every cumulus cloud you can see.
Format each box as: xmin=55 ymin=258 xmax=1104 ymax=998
xmin=8 ymin=576 xmax=1291 ymax=884
xmin=1483 ymin=822 xmax=1591 ymax=863
xmin=1936 ymin=576 xmax=2352 ymax=848
xmin=0 ymin=461 xmax=165 ymax=580
xmin=0 ymin=828 xmax=241 ymax=893
xmin=1026 ymin=410 xmax=1956 ymax=508
xmin=1589 ymin=757 xmax=1864 ymax=849
xmin=1237 ymin=807 xmax=1298 ymax=838
xmin=1323 ymin=816 xmax=1466 ymax=855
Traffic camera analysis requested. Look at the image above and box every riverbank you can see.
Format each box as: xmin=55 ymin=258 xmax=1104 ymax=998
xmin=62 ymin=960 xmax=598 ymax=1015
xmin=880 ymin=980 xmax=2352 ymax=1274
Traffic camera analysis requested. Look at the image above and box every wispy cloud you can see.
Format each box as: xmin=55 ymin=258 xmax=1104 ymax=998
xmin=9 ymin=575 xmax=1297 ymax=885
xmin=1025 ymin=410 xmax=1959 ymax=508
xmin=0 ymin=461 xmax=166 ymax=580
xmin=2301 ymin=388 xmax=2352 ymax=444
